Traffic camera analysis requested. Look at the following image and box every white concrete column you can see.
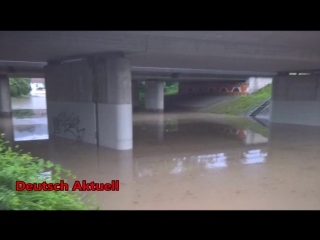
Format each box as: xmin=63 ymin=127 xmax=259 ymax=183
xmin=132 ymin=81 xmax=140 ymax=108
xmin=145 ymin=81 xmax=164 ymax=111
xmin=97 ymin=57 xmax=133 ymax=150
xmin=0 ymin=74 xmax=12 ymax=117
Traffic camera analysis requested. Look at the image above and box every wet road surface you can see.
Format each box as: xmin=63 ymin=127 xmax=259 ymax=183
xmin=1 ymin=97 xmax=320 ymax=210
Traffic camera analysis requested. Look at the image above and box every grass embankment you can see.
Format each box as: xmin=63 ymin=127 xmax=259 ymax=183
xmin=210 ymin=84 xmax=271 ymax=115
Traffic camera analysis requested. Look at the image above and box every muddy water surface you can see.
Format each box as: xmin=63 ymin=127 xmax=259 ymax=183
xmin=2 ymin=99 xmax=320 ymax=209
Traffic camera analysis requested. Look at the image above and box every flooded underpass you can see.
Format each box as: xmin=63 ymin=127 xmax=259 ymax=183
xmin=2 ymin=97 xmax=320 ymax=209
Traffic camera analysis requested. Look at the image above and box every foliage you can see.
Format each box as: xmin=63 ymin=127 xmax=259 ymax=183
xmin=210 ymin=84 xmax=272 ymax=115
xmin=164 ymin=82 xmax=179 ymax=95
xmin=9 ymin=78 xmax=31 ymax=98
xmin=139 ymin=82 xmax=146 ymax=104
xmin=0 ymin=134 xmax=98 ymax=210
xmin=138 ymin=81 xmax=179 ymax=105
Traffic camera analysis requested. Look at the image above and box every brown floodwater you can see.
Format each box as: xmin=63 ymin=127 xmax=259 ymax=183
xmin=2 ymin=109 xmax=320 ymax=210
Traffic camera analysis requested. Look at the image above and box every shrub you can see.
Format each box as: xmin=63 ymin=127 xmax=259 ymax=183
xmin=9 ymin=78 xmax=31 ymax=97
xmin=0 ymin=133 xmax=98 ymax=210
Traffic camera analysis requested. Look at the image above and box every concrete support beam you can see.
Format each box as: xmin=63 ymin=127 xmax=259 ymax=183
xmin=270 ymin=75 xmax=320 ymax=126
xmin=132 ymin=81 xmax=140 ymax=108
xmin=0 ymin=74 xmax=12 ymax=117
xmin=145 ymin=81 xmax=164 ymax=111
xmin=97 ymin=56 xmax=132 ymax=150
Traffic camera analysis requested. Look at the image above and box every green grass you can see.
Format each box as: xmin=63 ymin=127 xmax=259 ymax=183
xmin=165 ymin=88 xmax=178 ymax=95
xmin=210 ymin=84 xmax=272 ymax=115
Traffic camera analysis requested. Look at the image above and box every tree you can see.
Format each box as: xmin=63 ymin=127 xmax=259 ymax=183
xmin=9 ymin=78 xmax=31 ymax=97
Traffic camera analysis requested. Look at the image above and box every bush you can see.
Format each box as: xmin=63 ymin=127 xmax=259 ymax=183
xmin=0 ymin=133 xmax=98 ymax=210
xmin=164 ymin=82 xmax=179 ymax=95
xmin=9 ymin=78 xmax=31 ymax=97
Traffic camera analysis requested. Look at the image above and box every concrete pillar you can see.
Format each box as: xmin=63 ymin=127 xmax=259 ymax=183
xmin=145 ymin=81 xmax=164 ymax=111
xmin=97 ymin=56 xmax=132 ymax=150
xmin=0 ymin=117 xmax=14 ymax=147
xmin=132 ymin=81 xmax=140 ymax=108
xmin=45 ymin=55 xmax=133 ymax=150
xmin=271 ymin=74 xmax=320 ymax=126
xmin=44 ymin=60 xmax=96 ymax=145
xmin=0 ymin=74 xmax=12 ymax=117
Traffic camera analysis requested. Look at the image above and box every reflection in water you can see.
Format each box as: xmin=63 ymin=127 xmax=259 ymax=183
xmin=193 ymin=153 xmax=228 ymax=169
xmin=139 ymin=148 xmax=267 ymax=177
xmin=12 ymin=109 xmax=48 ymax=141
xmin=9 ymin=110 xmax=315 ymax=209
xmin=3 ymin=104 xmax=320 ymax=210
xmin=170 ymin=161 xmax=185 ymax=174
xmin=165 ymin=118 xmax=179 ymax=132
xmin=134 ymin=113 xmax=268 ymax=151
xmin=14 ymin=125 xmax=49 ymax=141
xmin=241 ymin=149 xmax=268 ymax=164
xmin=243 ymin=130 xmax=268 ymax=145
xmin=11 ymin=96 xmax=47 ymax=110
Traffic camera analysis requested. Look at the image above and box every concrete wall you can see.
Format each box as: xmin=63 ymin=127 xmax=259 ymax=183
xmin=44 ymin=61 xmax=96 ymax=145
xmin=246 ymin=77 xmax=272 ymax=94
xmin=270 ymin=75 xmax=320 ymax=126
xmin=179 ymin=81 xmax=248 ymax=96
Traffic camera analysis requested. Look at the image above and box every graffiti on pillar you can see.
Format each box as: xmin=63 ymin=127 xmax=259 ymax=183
xmin=52 ymin=112 xmax=85 ymax=141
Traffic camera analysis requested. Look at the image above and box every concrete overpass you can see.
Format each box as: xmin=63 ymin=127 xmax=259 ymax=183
xmin=0 ymin=31 xmax=320 ymax=150
xmin=1 ymin=31 xmax=320 ymax=72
